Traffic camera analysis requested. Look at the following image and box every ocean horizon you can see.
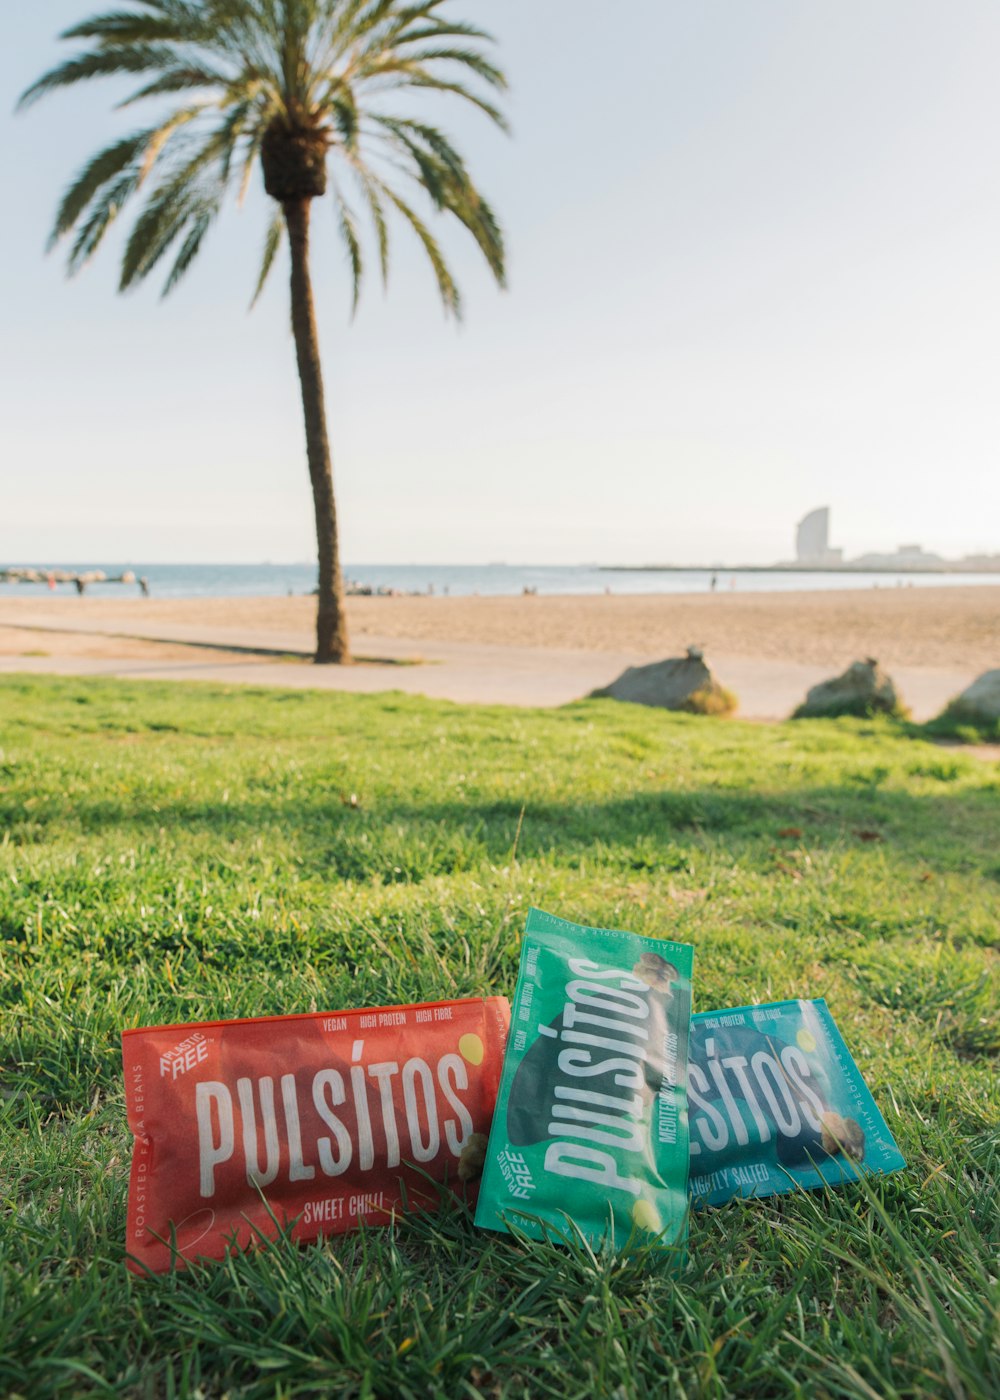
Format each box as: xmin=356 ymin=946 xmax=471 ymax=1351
xmin=2 ymin=562 xmax=999 ymax=600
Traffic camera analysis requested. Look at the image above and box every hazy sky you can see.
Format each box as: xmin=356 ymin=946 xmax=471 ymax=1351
xmin=3 ymin=1 xmax=999 ymax=565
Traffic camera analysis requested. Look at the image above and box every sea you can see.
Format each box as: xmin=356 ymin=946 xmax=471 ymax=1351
xmin=2 ymin=562 xmax=998 ymax=600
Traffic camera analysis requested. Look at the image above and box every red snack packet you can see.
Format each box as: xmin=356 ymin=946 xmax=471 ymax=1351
xmin=123 ymin=996 xmax=510 ymax=1273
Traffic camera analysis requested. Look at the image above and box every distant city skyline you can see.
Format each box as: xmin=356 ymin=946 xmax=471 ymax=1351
xmin=8 ymin=506 xmax=999 ymax=573
xmin=785 ymin=506 xmax=999 ymax=572
xmin=3 ymin=507 xmax=999 ymax=571
xmin=3 ymin=2 xmax=1000 ymax=566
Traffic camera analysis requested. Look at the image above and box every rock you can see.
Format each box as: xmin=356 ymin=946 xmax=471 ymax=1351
xmin=592 ymin=646 xmax=737 ymax=715
xmin=937 ymin=669 xmax=1000 ymax=726
xmin=792 ymin=658 xmax=906 ymax=720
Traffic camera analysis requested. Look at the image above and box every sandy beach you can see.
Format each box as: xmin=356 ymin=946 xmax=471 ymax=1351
xmin=1 ymin=586 xmax=997 ymax=718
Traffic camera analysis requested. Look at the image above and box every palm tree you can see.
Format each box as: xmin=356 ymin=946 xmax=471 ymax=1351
xmin=21 ymin=0 xmax=507 ymax=663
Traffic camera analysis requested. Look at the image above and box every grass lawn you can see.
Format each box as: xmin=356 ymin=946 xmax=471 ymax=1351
xmin=1 ymin=674 xmax=997 ymax=1399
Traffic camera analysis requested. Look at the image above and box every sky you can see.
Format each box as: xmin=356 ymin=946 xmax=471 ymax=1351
xmin=2 ymin=0 xmax=999 ymax=566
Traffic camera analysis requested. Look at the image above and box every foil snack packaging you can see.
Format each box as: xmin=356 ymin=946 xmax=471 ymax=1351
xmin=688 ymin=997 xmax=905 ymax=1206
xmin=475 ymin=908 xmax=694 ymax=1249
xmin=123 ymin=996 xmax=510 ymax=1273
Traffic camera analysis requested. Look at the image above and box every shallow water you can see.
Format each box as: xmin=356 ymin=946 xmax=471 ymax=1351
xmin=1 ymin=561 xmax=997 ymax=600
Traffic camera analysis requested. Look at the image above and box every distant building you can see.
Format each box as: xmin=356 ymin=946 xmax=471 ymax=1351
xmin=796 ymin=507 xmax=841 ymax=565
xmin=851 ymin=544 xmax=945 ymax=570
xmin=958 ymin=552 xmax=1000 ymax=571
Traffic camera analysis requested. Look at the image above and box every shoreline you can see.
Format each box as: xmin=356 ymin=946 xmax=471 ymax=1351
xmin=4 ymin=564 xmax=1000 ymax=609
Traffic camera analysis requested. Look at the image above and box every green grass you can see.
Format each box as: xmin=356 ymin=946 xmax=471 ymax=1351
xmin=1 ymin=674 xmax=997 ymax=1399
xmin=921 ymin=706 xmax=1000 ymax=746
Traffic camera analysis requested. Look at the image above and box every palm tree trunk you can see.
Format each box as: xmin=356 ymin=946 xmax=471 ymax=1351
xmin=284 ymin=197 xmax=350 ymax=664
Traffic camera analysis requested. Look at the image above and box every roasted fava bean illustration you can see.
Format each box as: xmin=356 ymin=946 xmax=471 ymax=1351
xmin=820 ymin=1111 xmax=866 ymax=1161
xmin=632 ymin=950 xmax=680 ymax=992
xmin=458 ymin=1132 xmax=490 ymax=1182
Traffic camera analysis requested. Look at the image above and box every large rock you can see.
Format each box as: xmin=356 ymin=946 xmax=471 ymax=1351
xmin=793 ymin=657 xmax=905 ymax=720
xmin=592 ymin=646 xmax=736 ymax=715
xmin=938 ymin=669 xmax=1000 ymax=725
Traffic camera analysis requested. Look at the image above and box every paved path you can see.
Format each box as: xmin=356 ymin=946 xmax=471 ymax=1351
xmin=0 ymin=614 xmax=976 ymax=720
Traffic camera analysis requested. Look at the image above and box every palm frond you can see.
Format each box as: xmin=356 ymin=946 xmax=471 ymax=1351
xmin=382 ymin=117 xmax=467 ymax=176
xmin=119 ymin=181 xmax=202 ymax=288
xmin=119 ymin=123 xmax=235 ymax=288
xmin=378 ymin=183 xmax=460 ymax=317
xmin=217 ymin=101 xmax=255 ymax=182
xmin=332 ymin=184 xmax=364 ymax=314
xmin=18 ymin=46 xmax=179 ymax=108
xmin=116 ymin=66 xmax=233 ymax=105
xmin=387 ymin=19 xmax=494 ymax=47
xmin=412 ymin=77 xmax=507 ymax=131
xmin=237 ymin=125 xmax=267 ymax=205
xmin=331 ymin=0 xmax=398 ymax=50
xmin=49 ymin=131 xmax=151 ymax=247
xmin=359 ymin=45 xmax=506 ymax=92
xmin=349 ymin=162 xmax=390 ymax=287
xmin=372 ymin=117 xmax=452 ymax=206
xmin=439 ymin=181 xmax=504 ymax=285
xmin=161 ymin=208 xmax=214 ymax=295
xmin=67 ymin=172 xmax=139 ymax=273
xmin=329 ymin=91 xmax=360 ymax=149
xmin=370 ymin=66 xmax=507 ymax=129
xmin=250 ymin=210 xmax=284 ymax=307
xmin=60 ymin=11 xmax=192 ymax=45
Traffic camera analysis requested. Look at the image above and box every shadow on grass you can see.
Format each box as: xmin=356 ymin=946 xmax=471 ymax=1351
xmin=5 ymin=778 xmax=997 ymax=879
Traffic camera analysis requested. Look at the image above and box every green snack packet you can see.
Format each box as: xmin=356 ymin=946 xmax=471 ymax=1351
xmin=688 ymin=998 xmax=905 ymax=1206
xmin=474 ymin=907 xmax=694 ymax=1249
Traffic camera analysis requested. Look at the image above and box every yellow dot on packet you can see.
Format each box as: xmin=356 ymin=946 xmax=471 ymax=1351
xmin=631 ymin=1198 xmax=661 ymax=1233
xmin=796 ymin=1028 xmax=817 ymax=1053
xmin=458 ymin=1033 xmax=484 ymax=1065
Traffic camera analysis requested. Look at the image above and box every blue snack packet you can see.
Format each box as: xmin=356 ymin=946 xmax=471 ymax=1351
xmin=688 ymin=998 xmax=905 ymax=1206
